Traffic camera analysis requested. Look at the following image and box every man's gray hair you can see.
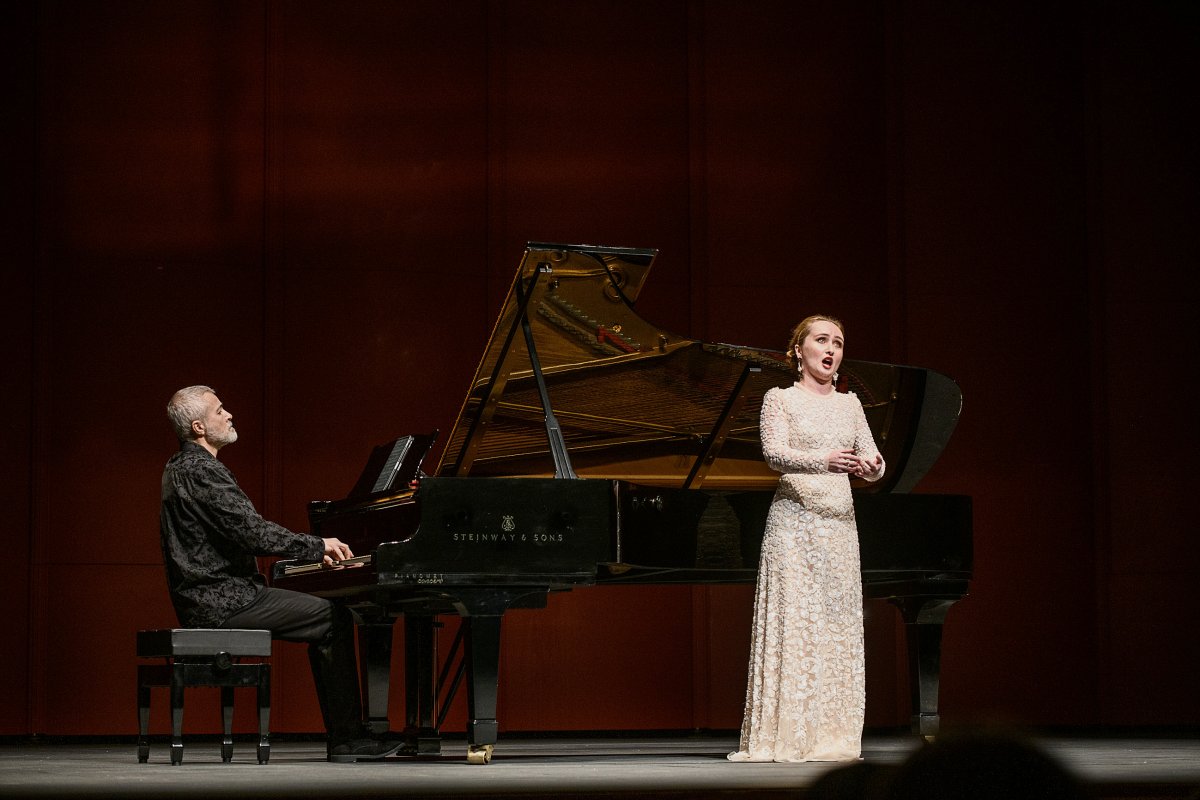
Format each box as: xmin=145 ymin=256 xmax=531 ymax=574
xmin=167 ymin=385 xmax=214 ymax=442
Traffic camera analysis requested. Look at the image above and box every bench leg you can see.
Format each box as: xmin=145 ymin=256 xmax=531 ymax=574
xmin=220 ymin=686 xmax=235 ymax=763
xmin=169 ymin=667 xmax=186 ymax=765
xmin=136 ymin=667 xmax=151 ymax=763
xmin=257 ymin=665 xmax=271 ymax=764
xmin=138 ymin=653 xmax=272 ymax=765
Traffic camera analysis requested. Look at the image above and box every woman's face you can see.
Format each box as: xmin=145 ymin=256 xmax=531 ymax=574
xmin=795 ymin=320 xmax=844 ymax=383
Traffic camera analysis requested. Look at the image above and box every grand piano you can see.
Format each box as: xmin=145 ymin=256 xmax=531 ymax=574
xmin=272 ymin=242 xmax=972 ymax=763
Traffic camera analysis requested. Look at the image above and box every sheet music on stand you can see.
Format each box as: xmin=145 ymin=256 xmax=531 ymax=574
xmin=372 ymin=436 xmax=413 ymax=493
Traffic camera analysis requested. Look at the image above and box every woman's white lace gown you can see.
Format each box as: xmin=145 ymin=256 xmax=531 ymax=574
xmin=728 ymin=384 xmax=884 ymax=763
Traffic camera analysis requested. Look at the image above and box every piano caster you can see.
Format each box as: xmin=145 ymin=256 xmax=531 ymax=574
xmin=466 ymin=744 xmax=493 ymax=765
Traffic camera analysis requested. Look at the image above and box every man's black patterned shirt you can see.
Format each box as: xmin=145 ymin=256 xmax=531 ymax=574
xmin=160 ymin=441 xmax=324 ymax=627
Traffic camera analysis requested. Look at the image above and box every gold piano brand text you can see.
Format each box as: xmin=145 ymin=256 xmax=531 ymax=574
xmin=450 ymin=532 xmax=565 ymax=543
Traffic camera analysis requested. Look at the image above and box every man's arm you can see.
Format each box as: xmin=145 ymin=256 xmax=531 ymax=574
xmin=187 ymin=459 xmax=324 ymax=561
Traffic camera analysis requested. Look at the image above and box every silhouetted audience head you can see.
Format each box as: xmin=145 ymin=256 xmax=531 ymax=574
xmin=884 ymin=729 xmax=1088 ymax=800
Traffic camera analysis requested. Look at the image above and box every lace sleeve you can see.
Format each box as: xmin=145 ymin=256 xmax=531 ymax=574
xmin=760 ymin=388 xmax=828 ymax=475
xmin=851 ymin=393 xmax=886 ymax=483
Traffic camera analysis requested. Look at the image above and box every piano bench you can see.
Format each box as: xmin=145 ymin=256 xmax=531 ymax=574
xmin=135 ymin=628 xmax=272 ymax=766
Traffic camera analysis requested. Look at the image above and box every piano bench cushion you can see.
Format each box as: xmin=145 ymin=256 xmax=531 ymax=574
xmin=137 ymin=628 xmax=272 ymax=659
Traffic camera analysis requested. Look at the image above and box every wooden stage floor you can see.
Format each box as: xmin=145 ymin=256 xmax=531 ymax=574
xmin=2 ymin=731 xmax=1198 ymax=799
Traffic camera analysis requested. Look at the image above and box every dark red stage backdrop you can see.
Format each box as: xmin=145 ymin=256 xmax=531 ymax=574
xmin=5 ymin=1 xmax=1195 ymax=737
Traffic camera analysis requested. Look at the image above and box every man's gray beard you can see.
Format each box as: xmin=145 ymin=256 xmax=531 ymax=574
xmin=210 ymin=428 xmax=238 ymax=448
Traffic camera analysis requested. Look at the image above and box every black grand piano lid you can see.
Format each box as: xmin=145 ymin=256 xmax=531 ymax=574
xmin=436 ymin=242 xmax=962 ymax=493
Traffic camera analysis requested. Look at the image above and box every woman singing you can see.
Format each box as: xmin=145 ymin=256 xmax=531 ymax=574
xmin=729 ymin=315 xmax=885 ymax=762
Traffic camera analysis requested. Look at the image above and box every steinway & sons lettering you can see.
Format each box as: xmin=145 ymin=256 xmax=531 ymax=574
xmin=450 ymin=532 xmax=565 ymax=543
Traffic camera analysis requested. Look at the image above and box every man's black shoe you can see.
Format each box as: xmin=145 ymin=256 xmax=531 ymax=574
xmin=327 ymin=738 xmax=405 ymax=763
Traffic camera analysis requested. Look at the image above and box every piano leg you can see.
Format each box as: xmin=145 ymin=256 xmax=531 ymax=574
xmin=463 ymin=615 xmax=501 ymax=765
xmin=890 ymin=596 xmax=959 ymax=739
xmin=357 ymin=621 xmax=394 ymax=737
xmin=404 ymin=615 xmax=441 ymax=754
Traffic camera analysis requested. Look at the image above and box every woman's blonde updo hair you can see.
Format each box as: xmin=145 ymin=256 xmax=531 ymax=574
xmin=785 ymin=314 xmax=844 ymax=376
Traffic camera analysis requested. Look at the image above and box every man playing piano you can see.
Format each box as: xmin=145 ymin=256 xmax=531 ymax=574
xmin=160 ymin=385 xmax=401 ymax=762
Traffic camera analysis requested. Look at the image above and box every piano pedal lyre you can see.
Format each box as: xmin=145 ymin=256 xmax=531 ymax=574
xmin=467 ymin=744 xmax=494 ymax=765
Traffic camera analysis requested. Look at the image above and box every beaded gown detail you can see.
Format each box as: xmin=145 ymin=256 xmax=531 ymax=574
xmin=729 ymin=384 xmax=884 ymax=763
